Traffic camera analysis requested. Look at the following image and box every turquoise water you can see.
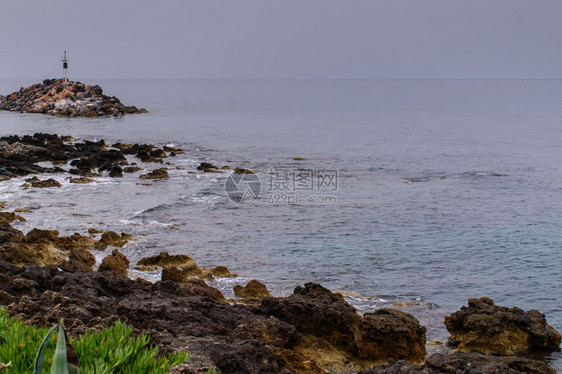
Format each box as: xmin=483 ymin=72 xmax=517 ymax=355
xmin=1 ymin=79 xmax=561 ymax=366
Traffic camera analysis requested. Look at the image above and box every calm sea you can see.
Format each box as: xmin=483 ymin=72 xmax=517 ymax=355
xmin=1 ymin=79 xmax=561 ymax=367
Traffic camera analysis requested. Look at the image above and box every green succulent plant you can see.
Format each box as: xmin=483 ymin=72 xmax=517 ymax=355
xmin=33 ymin=321 xmax=80 ymax=374
xmin=0 ymin=309 xmax=188 ymax=373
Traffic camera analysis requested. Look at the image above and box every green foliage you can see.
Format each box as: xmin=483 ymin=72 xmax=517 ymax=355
xmin=72 ymin=320 xmax=186 ymax=374
xmin=0 ymin=309 xmax=187 ymax=373
xmin=0 ymin=310 xmax=56 ymax=373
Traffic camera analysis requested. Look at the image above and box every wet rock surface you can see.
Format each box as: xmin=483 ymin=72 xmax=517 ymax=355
xmin=445 ymin=297 xmax=561 ymax=356
xmin=1 ymin=79 xmax=147 ymax=116
xmin=0 ymin=221 xmax=131 ymax=268
xmin=0 ymin=133 xmax=183 ymax=182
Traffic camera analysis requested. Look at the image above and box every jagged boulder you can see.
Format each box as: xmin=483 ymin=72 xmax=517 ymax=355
xmin=355 ymin=309 xmax=426 ymax=363
xmin=444 ymin=297 xmax=561 ymax=355
xmin=260 ymin=283 xmax=361 ymax=353
xmin=98 ymin=249 xmax=129 ymax=275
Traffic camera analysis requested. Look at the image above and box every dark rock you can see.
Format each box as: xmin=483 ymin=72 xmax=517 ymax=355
xmin=445 ymin=297 xmax=561 ymax=355
xmin=234 ymin=279 xmax=272 ymax=299
xmin=234 ymin=168 xmax=255 ymax=174
xmin=355 ymin=309 xmax=426 ymax=363
xmin=260 ymin=283 xmax=361 ymax=354
xmin=123 ymin=166 xmax=141 ymax=173
xmin=294 ymin=282 xmax=344 ymax=302
xmin=108 ymin=165 xmax=123 ymax=177
xmin=197 ymin=162 xmax=221 ymax=173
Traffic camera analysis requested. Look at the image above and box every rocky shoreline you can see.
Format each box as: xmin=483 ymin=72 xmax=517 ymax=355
xmin=0 ymin=133 xmax=560 ymax=373
xmin=0 ymin=79 xmax=147 ymax=116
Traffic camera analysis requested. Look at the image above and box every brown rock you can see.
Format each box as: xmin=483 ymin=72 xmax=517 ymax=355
xmin=0 ymin=224 xmax=25 ymax=243
xmin=26 ymin=228 xmax=60 ymax=242
xmin=0 ymin=212 xmax=26 ymax=224
xmin=30 ymin=178 xmax=61 ymax=188
xmin=444 ymin=297 xmax=561 ymax=355
xmin=161 ymin=265 xmax=204 ymax=283
xmin=355 ymin=308 xmax=426 ymax=363
xmin=210 ymin=265 xmax=237 ymax=278
xmin=69 ymin=177 xmax=95 ymax=184
xmin=98 ymin=249 xmax=129 ymax=275
xmin=139 ymin=168 xmax=169 ymax=179
xmin=94 ymin=231 xmax=131 ymax=249
xmin=55 ymin=233 xmax=96 ymax=250
xmin=234 ymin=279 xmax=272 ymax=299
xmin=60 ymin=248 xmax=96 ymax=272
xmin=234 ymin=168 xmax=255 ymax=174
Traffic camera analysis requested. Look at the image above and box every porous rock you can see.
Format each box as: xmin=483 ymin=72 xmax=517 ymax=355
xmin=444 ymin=297 xmax=561 ymax=355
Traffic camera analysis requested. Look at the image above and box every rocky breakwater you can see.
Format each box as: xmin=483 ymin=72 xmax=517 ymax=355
xmin=0 ymin=79 xmax=147 ymax=117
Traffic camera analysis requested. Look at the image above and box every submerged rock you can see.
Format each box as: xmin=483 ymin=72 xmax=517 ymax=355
xmin=1 ymin=79 xmax=147 ymax=117
xmin=28 ymin=177 xmax=62 ymax=188
xmin=197 ymin=162 xmax=221 ymax=173
xmin=445 ymin=297 xmax=561 ymax=355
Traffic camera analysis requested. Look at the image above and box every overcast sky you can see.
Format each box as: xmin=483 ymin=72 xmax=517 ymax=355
xmin=1 ymin=0 xmax=561 ymax=80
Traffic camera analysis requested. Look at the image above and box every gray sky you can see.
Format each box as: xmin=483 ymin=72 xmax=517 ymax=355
xmin=1 ymin=0 xmax=561 ymax=79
